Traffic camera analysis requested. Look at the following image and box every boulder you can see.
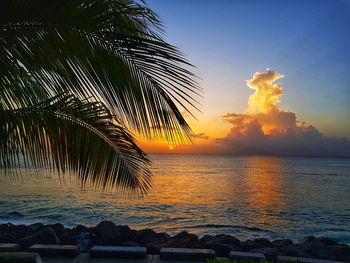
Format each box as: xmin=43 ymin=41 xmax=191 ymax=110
xmin=92 ymin=222 xmax=136 ymax=245
xmin=203 ymin=240 xmax=239 ymax=257
xmin=164 ymin=231 xmax=203 ymax=248
xmin=296 ymin=239 xmax=336 ymax=260
xmin=251 ymin=247 xmax=279 ymax=260
xmin=199 ymin=235 xmax=215 ymax=244
xmin=0 ymin=223 xmax=12 ymax=233
xmin=240 ymin=240 xmax=266 ymax=251
xmin=61 ymin=225 xmax=90 ymax=244
xmin=318 ymin=237 xmax=338 ymax=246
xmin=328 ymin=245 xmax=350 ymax=262
xmin=253 ymin=238 xmax=272 ymax=247
xmin=14 ymin=225 xmax=33 ymax=238
xmin=47 ymin=223 xmax=65 ymax=239
xmin=146 ymin=233 xmax=172 ymax=254
xmin=215 ymin=234 xmax=240 ymax=246
xmin=28 ymin=223 xmax=44 ymax=233
xmin=116 ymin=225 xmax=136 ymax=242
xmin=199 ymin=234 xmax=240 ymax=257
xmin=135 ymin=229 xmax=156 ymax=245
xmin=278 ymin=244 xmax=300 ymax=257
xmin=0 ymin=223 xmax=31 ymax=243
xmin=18 ymin=227 xmax=60 ymax=248
xmin=272 ymin=239 xmax=293 ymax=248
xmin=303 ymin=236 xmax=316 ymax=242
xmin=92 ymin=221 xmax=121 ymax=244
xmin=154 ymin=232 xmax=171 ymax=241
xmin=61 ymin=225 xmax=96 ymax=252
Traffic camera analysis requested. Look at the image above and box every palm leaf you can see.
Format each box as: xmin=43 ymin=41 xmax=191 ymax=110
xmin=0 ymin=95 xmax=151 ymax=194
xmin=0 ymin=0 xmax=201 ymax=145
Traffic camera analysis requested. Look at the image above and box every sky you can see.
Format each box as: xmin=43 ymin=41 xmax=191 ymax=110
xmin=140 ymin=0 xmax=350 ymax=156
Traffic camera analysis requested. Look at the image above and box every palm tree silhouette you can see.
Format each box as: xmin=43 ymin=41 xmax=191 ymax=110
xmin=0 ymin=0 xmax=200 ymax=194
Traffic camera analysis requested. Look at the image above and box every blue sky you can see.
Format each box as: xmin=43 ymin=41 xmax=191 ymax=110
xmin=147 ymin=0 xmax=350 ymax=138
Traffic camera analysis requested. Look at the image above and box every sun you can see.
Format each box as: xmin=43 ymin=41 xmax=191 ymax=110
xmin=169 ymin=145 xmax=174 ymax=150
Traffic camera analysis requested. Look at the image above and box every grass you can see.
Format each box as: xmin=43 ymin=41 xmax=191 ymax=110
xmin=207 ymin=260 xmax=270 ymax=263
xmin=207 ymin=259 xmax=297 ymax=263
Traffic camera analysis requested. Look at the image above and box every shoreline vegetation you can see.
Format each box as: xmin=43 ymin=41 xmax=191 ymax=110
xmin=1 ymin=221 xmax=349 ymax=262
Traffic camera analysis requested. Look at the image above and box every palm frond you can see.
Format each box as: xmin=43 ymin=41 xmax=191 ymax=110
xmin=0 ymin=0 xmax=200 ymax=145
xmin=0 ymin=95 xmax=151 ymax=193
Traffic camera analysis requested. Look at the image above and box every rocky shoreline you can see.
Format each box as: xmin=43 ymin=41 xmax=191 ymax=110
xmin=0 ymin=221 xmax=349 ymax=262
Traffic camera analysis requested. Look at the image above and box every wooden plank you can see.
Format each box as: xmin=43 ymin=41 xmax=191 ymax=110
xmin=28 ymin=244 xmax=79 ymax=257
xmin=0 ymin=243 xmax=20 ymax=252
xmin=160 ymin=248 xmax=216 ymax=261
xmin=89 ymin=246 xmax=147 ymax=259
xmin=0 ymin=252 xmax=42 ymax=263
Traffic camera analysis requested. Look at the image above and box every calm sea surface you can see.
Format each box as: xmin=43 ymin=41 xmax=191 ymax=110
xmin=0 ymin=154 xmax=349 ymax=244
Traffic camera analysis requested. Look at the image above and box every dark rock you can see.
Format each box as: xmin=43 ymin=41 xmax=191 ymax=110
xmin=199 ymin=235 xmax=215 ymax=244
xmin=154 ymin=232 xmax=171 ymax=241
xmin=28 ymin=223 xmax=44 ymax=233
xmin=254 ymin=238 xmax=272 ymax=247
xmin=203 ymin=240 xmax=240 ymax=257
xmin=240 ymin=240 xmax=266 ymax=251
xmin=47 ymin=223 xmax=65 ymax=239
xmin=318 ymin=237 xmax=338 ymax=246
xmin=251 ymin=247 xmax=279 ymax=260
xmin=18 ymin=227 xmax=60 ymax=248
xmin=61 ymin=225 xmax=90 ymax=244
xmin=92 ymin=221 xmax=121 ymax=244
xmin=117 ymin=225 xmax=136 ymax=242
xmin=215 ymin=234 xmax=240 ymax=246
xmin=92 ymin=222 xmax=135 ymax=245
xmin=61 ymin=225 xmax=96 ymax=252
xmin=74 ymin=225 xmax=89 ymax=233
xmin=147 ymin=232 xmax=195 ymax=255
xmin=0 ymin=223 xmax=33 ymax=242
xmin=296 ymin=239 xmax=335 ymax=260
xmin=328 ymin=245 xmax=350 ymax=262
xmin=136 ymin=229 xmax=156 ymax=246
xmin=199 ymin=234 xmax=240 ymax=257
xmin=14 ymin=225 xmax=33 ymax=238
xmin=278 ymin=244 xmax=300 ymax=257
xmin=165 ymin=231 xmax=202 ymax=248
xmin=147 ymin=233 xmax=171 ymax=255
xmin=0 ymin=225 xmax=17 ymax=243
xmin=303 ymin=235 xmax=316 ymax=242
xmin=60 ymin=228 xmax=74 ymax=245
xmin=0 ymin=223 xmax=13 ymax=232
xmin=272 ymin=239 xmax=293 ymax=248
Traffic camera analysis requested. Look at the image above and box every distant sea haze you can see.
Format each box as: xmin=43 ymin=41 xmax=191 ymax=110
xmin=0 ymin=154 xmax=349 ymax=244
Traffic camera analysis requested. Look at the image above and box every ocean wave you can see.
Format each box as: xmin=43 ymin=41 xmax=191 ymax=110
xmin=190 ymin=224 xmax=274 ymax=233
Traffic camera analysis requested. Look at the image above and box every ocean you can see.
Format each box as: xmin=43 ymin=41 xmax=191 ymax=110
xmin=0 ymin=154 xmax=349 ymax=244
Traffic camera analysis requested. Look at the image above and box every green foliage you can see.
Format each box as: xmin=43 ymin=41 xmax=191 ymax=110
xmin=0 ymin=0 xmax=200 ymax=192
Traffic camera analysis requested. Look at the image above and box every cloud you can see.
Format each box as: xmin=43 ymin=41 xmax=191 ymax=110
xmin=217 ymin=69 xmax=350 ymax=156
xmin=195 ymin=133 xmax=210 ymax=140
xmin=246 ymin=69 xmax=284 ymax=114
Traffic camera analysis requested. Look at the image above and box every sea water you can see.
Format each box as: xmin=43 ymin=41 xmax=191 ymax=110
xmin=0 ymin=154 xmax=349 ymax=244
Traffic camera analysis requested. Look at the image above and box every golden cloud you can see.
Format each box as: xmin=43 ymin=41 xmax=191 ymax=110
xmin=218 ymin=69 xmax=350 ymax=156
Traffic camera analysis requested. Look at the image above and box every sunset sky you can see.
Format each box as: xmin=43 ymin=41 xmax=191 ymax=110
xmin=141 ymin=0 xmax=350 ymax=155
